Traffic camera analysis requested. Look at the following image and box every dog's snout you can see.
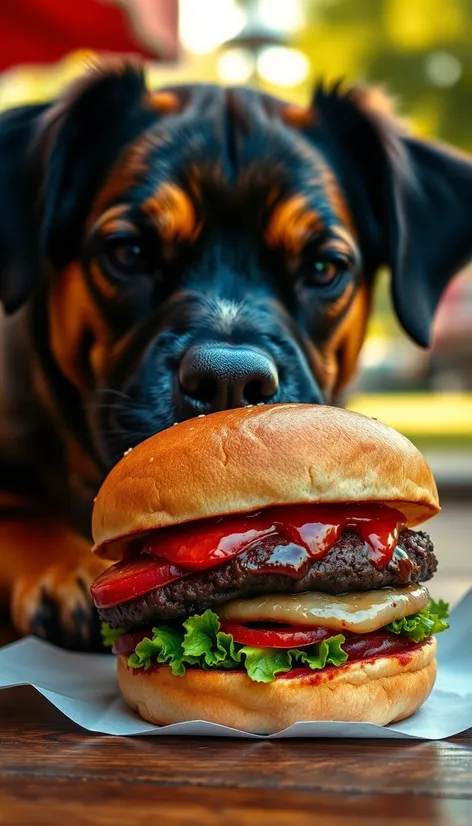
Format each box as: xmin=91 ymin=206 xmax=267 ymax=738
xmin=178 ymin=344 xmax=279 ymax=413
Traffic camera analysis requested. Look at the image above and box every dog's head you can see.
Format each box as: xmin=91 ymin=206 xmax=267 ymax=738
xmin=1 ymin=61 xmax=472 ymax=473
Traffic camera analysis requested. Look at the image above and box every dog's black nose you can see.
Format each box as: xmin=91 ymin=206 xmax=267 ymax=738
xmin=178 ymin=344 xmax=279 ymax=412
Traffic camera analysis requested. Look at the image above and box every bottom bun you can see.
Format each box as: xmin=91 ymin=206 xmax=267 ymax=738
xmin=117 ymin=637 xmax=437 ymax=734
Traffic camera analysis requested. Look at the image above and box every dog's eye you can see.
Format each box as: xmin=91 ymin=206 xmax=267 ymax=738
xmin=300 ymin=254 xmax=350 ymax=287
xmin=312 ymin=260 xmax=338 ymax=283
xmin=113 ymin=243 xmax=146 ymax=272
xmin=102 ymin=237 xmax=156 ymax=278
xmin=308 ymin=257 xmax=347 ymax=286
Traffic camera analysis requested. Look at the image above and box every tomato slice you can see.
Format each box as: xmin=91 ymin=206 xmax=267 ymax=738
xmin=90 ymin=557 xmax=188 ymax=609
xmin=219 ymin=621 xmax=333 ymax=648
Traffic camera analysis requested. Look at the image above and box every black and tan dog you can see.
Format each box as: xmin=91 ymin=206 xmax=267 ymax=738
xmin=1 ymin=60 xmax=472 ymax=649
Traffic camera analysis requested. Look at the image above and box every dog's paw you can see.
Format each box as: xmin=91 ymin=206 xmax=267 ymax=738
xmin=11 ymin=556 xmax=109 ymax=651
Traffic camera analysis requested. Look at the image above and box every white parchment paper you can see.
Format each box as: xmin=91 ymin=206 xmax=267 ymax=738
xmin=1 ymin=590 xmax=471 ymax=739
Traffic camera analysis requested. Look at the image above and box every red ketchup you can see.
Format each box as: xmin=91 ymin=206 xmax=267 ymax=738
xmin=91 ymin=503 xmax=407 ymax=609
xmin=142 ymin=503 xmax=404 ymax=571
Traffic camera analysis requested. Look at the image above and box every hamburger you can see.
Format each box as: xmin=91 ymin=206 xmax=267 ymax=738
xmin=90 ymin=404 xmax=448 ymax=734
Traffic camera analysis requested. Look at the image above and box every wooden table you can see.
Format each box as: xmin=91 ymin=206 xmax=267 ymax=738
xmin=1 ymin=652 xmax=471 ymax=825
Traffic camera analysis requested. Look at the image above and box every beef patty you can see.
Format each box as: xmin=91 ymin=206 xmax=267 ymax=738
xmin=100 ymin=528 xmax=437 ymax=630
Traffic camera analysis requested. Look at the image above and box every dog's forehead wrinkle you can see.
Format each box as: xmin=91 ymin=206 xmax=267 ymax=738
xmin=100 ymin=94 xmax=333 ymax=217
xmin=143 ymin=87 xmax=319 ymax=189
xmin=121 ymin=119 xmax=218 ymax=195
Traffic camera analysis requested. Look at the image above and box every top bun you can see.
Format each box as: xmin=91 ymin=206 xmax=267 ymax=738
xmin=92 ymin=404 xmax=439 ymax=559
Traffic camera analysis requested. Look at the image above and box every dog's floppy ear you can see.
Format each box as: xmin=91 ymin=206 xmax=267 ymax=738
xmin=311 ymin=84 xmax=472 ymax=347
xmin=0 ymin=60 xmax=155 ymax=314
xmin=41 ymin=60 xmax=154 ymax=269
xmin=0 ymin=103 xmax=48 ymax=313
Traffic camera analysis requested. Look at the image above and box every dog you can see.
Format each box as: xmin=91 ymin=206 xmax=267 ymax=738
xmin=1 ymin=59 xmax=472 ymax=650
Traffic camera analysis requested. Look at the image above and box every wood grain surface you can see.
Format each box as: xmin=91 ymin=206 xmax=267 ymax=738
xmin=0 ymin=684 xmax=471 ymax=825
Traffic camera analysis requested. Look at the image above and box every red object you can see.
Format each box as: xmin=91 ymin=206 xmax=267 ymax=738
xmin=91 ymin=503 xmax=405 ymax=609
xmin=112 ymin=628 xmax=153 ymax=655
xmin=340 ymin=631 xmax=416 ymax=662
xmin=142 ymin=503 xmax=404 ymax=572
xmin=218 ymin=622 xmax=333 ymax=649
xmin=91 ymin=556 xmax=187 ymax=609
xmin=0 ymin=0 xmax=179 ymax=71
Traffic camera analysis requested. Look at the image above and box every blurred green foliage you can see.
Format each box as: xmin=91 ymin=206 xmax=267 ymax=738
xmin=306 ymin=0 xmax=472 ymax=150
xmin=259 ymin=0 xmax=472 ymax=151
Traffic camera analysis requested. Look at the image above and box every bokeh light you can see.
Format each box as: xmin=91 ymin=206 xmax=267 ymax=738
xmin=217 ymin=48 xmax=255 ymax=84
xmin=257 ymin=46 xmax=310 ymax=87
xmin=425 ymin=51 xmax=462 ymax=87
xmin=257 ymin=0 xmax=305 ymax=34
xmin=179 ymin=0 xmax=245 ymax=55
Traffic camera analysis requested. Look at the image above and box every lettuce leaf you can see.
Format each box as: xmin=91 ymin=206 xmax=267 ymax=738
xmin=130 ymin=626 xmax=187 ymax=675
xmin=238 ymin=647 xmax=293 ymax=682
xmin=118 ymin=610 xmax=348 ymax=683
xmin=428 ymin=598 xmax=449 ymax=620
xmin=240 ymin=635 xmax=348 ymax=683
xmin=100 ymin=621 xmax=125 ymax=648
xmin=102 ymin=596 xmax=449 ymax=683
xmin=126 ymin=610 xmax=242 ymax=676
xmin=182 ymin=610 xmax=242 ymax=669
xmin=384 ymin=599 xmax=449 ymax=643
xmin=293 ymin=634 xmax=348 ymax=670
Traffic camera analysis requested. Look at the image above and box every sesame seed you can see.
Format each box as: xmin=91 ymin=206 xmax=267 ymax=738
xmin=197 ymin=414 xmax=205 ymax=418
xmin=150 ymin=456 xmax=155 ymax=463
xmin=123 ymin=447 xmax=133 ymax=456
xmin=173 ymin=422 xmax=178 ymax=426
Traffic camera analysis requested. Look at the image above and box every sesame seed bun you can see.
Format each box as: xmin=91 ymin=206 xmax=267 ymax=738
xmin=92 ymin=404 xmax=439 ymax=560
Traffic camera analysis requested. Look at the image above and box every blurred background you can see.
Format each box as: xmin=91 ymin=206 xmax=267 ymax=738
xmin=0 ymin=0 xmax=470 ymax=604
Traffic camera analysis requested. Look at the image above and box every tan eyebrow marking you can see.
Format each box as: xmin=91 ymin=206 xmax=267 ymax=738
xmin=141 ymin=183 xmax=202 ymax=246
xmin=265 ymin=194 xmax=323 ymax=256
xmin=95 ymin=205 xmax=137 ymax=237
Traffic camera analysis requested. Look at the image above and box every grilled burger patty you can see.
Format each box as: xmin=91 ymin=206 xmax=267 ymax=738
xmin=100 ymin=529 xmax=437 ymax=630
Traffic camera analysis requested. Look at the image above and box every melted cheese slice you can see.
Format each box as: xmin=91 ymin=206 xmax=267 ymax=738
xmin=219 ymin=585 xmax=430 ymax=634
